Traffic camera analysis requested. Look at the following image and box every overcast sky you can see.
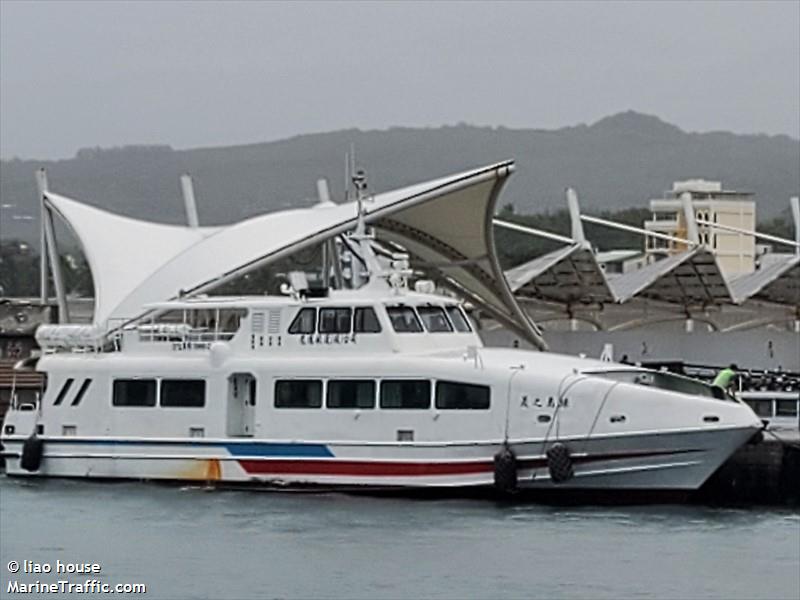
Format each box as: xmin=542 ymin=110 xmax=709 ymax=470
xmin=1 ymin=1 xmax=798 ymax=160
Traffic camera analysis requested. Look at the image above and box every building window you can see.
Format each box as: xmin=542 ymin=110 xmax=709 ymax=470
xmin=327 ymin=380 xmax=376 ymax=409
xmin=113 ymin=379 xmax=156 ymax=407
xmin=353 ymin=307 xmax=382 ymax=333
xmin=380 ymin=380 xmax=431 ymax=409
xmin=288 ymin=308 xmax=316 ymax=334
xmin=435 ymin=381 xmax=491 ymax=410
xmin=386 ymin=306 xmax=423 ymax=333
xmin=445 ymin=307 xmax=472 ymax=332
xmin=275 ymin=380 xmax=322 ymax=408
xmin=161 ymin=379 xmax=206 ymax=408
xmin=319 ymin=308 xmax=352 ymax=334
xmin=417 ymin=306 xmax=453 ymax=333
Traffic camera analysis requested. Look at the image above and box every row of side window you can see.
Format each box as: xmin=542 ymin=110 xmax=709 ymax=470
xmin=109 ymin=377 xmax=488 ymax=410
xmin=275 ymin=379 xmax=490 ymax=410
xmin=113 ymin=379 xmax=205 ymax=408
xmin=288 ymin=305 xmax=473 ymax=336
xmin=386 ymin=305 xmax=472 ymax=334
xmin=289 ymin=307 xmax=382 ymax=335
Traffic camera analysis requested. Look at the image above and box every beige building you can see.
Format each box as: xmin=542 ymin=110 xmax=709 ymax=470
xmin=644 ymin=179 xmax=756 ymax=278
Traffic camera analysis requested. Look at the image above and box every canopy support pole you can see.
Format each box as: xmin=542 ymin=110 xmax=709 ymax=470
xmin=180 ymin=174 xmax=200 ymax=228
xmin=42 ymin=204 xmax=70 ymax=323
xmin=36 ymin=169 xmax=49 ymax=306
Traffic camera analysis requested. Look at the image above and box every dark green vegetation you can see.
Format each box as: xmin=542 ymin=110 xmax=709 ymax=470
xmin=0 ymin=240 xmax=92 ymax=297
xmin=1 ymin=111 xmax=797 ymax=296
xmin=2 ymin=111 xmax=798 ymax=245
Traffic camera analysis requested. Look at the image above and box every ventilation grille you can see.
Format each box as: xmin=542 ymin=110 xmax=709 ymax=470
xmin=251 ymin=312 xmax=265 ymax=334
xmin=267 ymin=310 xmax=281 ymax=334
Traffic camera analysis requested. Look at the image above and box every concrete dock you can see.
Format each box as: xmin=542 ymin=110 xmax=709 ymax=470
xmin=697 ymin=428 xmax=800 ymax=506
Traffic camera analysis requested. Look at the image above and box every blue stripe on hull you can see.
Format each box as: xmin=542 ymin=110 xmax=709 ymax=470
xmin=3 ymin=437 xmax=334 ymax=458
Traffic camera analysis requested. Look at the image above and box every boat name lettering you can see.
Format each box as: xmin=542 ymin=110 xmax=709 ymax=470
xmin=299 ymin=333 xmax=358 ymax=346
xmin=520 ymin=395 xmax=569 ymax=408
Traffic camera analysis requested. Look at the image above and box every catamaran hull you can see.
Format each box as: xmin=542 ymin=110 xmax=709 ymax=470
xmin=1 ymin=426 xmax=756 ymax=495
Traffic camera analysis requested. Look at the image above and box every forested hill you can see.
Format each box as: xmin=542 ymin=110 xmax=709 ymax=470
xmin=2 ymin=111 xmax=798 ymax=247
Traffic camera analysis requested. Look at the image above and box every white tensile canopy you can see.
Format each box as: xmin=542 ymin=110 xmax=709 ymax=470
xmin=729 ymin=254 xmax=800 ymax=307
xmin=608 ymin=248 xmax=733 ymax=306
xmin=44 ymin=193 xmax=219 ymax=328
xmin=45 ymin=161 xmax=547 ymax=349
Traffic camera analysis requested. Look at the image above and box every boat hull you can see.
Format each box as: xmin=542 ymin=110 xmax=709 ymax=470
xmin=1 ymin=425 xmax=757 ymax=496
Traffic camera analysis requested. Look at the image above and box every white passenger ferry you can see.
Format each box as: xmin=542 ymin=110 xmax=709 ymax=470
xmin=0 ymin=162 xmax=763 ymax=499
xmin=1 ymin=248 xmax=762 ymax=499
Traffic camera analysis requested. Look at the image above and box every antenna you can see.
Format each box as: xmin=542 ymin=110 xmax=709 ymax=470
xmin=315 ymin=178 xmax=334 ymax=287
xmin=791 ymin=197 xmax=799 ymax=253
xmin=179 ymin=174 xmax=200 ymax=228
xmin=566 ymin=188 xmax=586 ymax=244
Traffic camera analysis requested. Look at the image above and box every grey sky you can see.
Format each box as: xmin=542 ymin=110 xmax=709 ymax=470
xmin=1 ymin=0 xmax=798 ymax=160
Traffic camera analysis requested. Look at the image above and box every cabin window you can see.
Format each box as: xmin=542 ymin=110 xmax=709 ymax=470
xmin=417 ymin=306 xmax=453 ymax=333
xmin=380 ymin=380 xmax=431 ymax=409
xmin=275 ymin=380 xmax=323 ymax=408
xmin=445 ymin=306 xmax=472 ymax=332
xmin=387 ymin=306 xmax=423 ymax=333
xmin=354 ymin=307 xmax=382 ymax=333
xmin=218 ymin=308 xmax=248 ymax=335
xmin=319 ymin=308 xmax=352 ymax=334
xmin=288 ymin=308 xmax=317 ymax=334
xmin=327 ymin=380 xmax=376 ymax=409
xmin=71 ymin=379 xmax=92 ymax=406
xmin=161 ymin=379 xmax=206 ymax=408
xmin=53 ymin=378 xmax=74 ymax=406
xmin=435 ymin=381 xmax=490 ymax=410
xmin=113 ymin=379 xmax=156 ymax=407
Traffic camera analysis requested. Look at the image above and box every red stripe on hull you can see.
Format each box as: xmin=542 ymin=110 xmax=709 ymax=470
xmin=237 ymin=448 xmax=704 ymax=478
xmin=238 ymin=459 xmax=494 ymax=477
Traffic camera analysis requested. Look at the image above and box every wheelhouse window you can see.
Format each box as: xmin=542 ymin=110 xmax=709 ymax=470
xmin=319 ymin=308 xmax=352 ymax=334
xmin=327 ymin=380 xmax=376 ymax=409
xmin=275 ymin=380 xmax=322 ymax=408
xmin=436 ymin=381 xmax=490 ymax=410
xmin=387 ymin=306 xmax=423 ymax=333
xmin=380 ymin=380 xmax=431 ymax=409
xmin=161 ymin=379 xmax=206 ymax=408
xmin=445 ymin=306 xmax=472 ymax=332
xmin=113 ymin=379 xmax=156 ymax=407
xmin=354 ymin=307 xmax=382 ymax=333
xmin=288 ymin=308 xmax=316 ymax=334
xmin=417 ymin=306 xmax=453 ymax=333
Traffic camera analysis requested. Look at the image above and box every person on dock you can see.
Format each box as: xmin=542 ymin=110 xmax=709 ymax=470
xmin=713 ymin=363 xmax=738 ymax=394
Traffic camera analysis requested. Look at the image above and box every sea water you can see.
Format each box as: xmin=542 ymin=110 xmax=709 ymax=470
xmin=1 ymin=477 xmax=798 ymax=599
